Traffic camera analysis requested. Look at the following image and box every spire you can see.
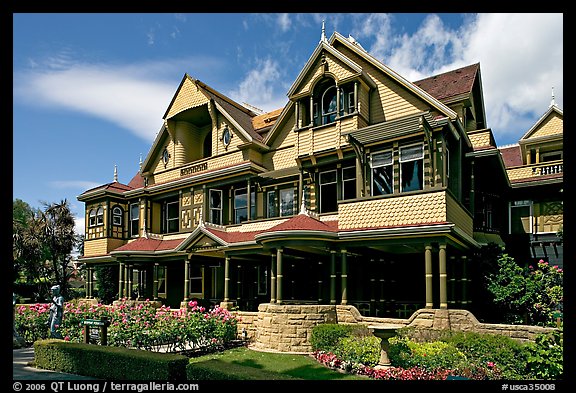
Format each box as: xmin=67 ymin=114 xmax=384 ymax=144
xmin=139 ymin=153 xmax=143 ymax=173
xmin=300 ymin=184 xmax=307 ymax=215
xmin=550 ymin=86 xmax=556 ymax=108
xmin=320 ymin=19 xmax=327 ymax=43
xmin=113 ymin=164 xmax=118 ymax=182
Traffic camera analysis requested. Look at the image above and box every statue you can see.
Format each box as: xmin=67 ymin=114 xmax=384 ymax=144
xmin=47 ymin=285 xmax=64 ymax=339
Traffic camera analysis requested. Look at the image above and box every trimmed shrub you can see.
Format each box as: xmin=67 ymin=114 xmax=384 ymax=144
xmin=34 ymin=339 xmax=188 ymax=380
xmin=334 ymin=335 xmax=381 ymax=367
xmin=309 ymin=323 xmax=358 ymax=353
xmin=388 ymin=336 xmax=465 ymax=371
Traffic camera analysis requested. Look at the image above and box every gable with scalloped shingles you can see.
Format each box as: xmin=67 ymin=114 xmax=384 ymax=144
xmin=525 ymin=111 xmax=563 ymax=139
xmin=292 ymin=50 xmax=360 ymax=97
xmin=165 ymin=77 xmax=210 ymax=119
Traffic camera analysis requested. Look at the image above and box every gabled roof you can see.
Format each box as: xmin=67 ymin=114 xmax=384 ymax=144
xmin=330 ymin=32 xmax=458 ymax=120
xmin=112 ymin=237 xmax=185 ymax=253
xmin=520 ymin=104 xmax=563 ymax=141
xmin=266 ymin=213 xmax=339 ymax=233
xmin=414 ymin=63 xmax=480 ymax=102
xmin=77 ymin=181 xmax=134 ymax=200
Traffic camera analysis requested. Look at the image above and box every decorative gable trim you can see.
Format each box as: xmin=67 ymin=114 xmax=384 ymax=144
xmin=520 ymin=105 xmax=563 ymax=141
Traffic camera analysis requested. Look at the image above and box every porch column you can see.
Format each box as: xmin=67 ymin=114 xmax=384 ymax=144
xmin=270 ymin=253 xmax=276 ymax=303
xmin=223 ymin=256 xmax=230 ymax=302
xmin=425 ymin=245 xmax=433 ymax=308
xmin=86 ymin=267 xmax=92 ymax=298
xmin=317 ymin=261 xmax=324 ymax=303
xmin=341 ymin=249 xmax=348 ymax=305
xmin=153 ymin=263 xmax=159 ymax=301
xmin=276 ymin=248 xmax=284 ymax=304
xmin=370 ymin=259 xmax=376 ymax=315
xmin=247 ymin=178 xmax=252 ymax=221
xmin=184 ymin=257 xmax=190 ymax=303
xmin=236 ymin=263 xmax=242 ymax=304
xmin=330 ymin=250 xmax=336 ymax=305
xmin=124 ymin=263 xmax=130 ymax=299
xmin=118 ymin=262 xmax=124 ymax=299
xmin=127 ymin=264 xmax=133 ymax=299
xmin=461 ymin=256 xmax=469 ymax=306
xmin=439 ymin=244 xmax=448 ymax=309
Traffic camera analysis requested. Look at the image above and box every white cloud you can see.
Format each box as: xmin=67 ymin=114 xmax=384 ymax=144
xmin=14 ymin=56 xmax=224 ymax=143
xmin=74 ymin=217 xmax=85 ymax=237
xmin=352 ymin=13 xmax=563 ymax=144
xmin=228 ymin=58 xmax=288 ymax=112
xmin=278 ymin=14 xmax=291 ymax=32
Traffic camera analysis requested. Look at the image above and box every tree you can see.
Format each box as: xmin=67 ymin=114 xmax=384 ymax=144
xmin=13 ymin=199 xmax=81 ymax=300
xmin=486 ymin=253 xmax=563 ymax=327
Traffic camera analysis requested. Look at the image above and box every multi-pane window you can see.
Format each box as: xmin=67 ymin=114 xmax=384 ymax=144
xmin=321 ymin=86 xmax=344 ymax=125
xmin=209 ymin=189 xmax=222 ymax=225
xmin=130 ymin=203 xmax=139 ymax=237
xmin=319 ymin=170 xmax=338 ymax=213
xmin=88 ymin=209 xmax=96 ymax=227
xmin=189 ymin=265 xmax=203 ymax=296
xmin=164 ymin=200 xmax=179 ymax=233
xmin=267 ymin=190 xmax=277 ymax=218
xmin=279 ymin=188 xmax=294 ymax=217
xmin=112 ymin=206 xmax=122 ymax=226
xmin=234 ymin=187 xmax=256 ymax=224
xmin=95 ymin=207 xmax=104 ymax=226
xmin=400 ymin=144 xmax=424 ymax=192
xmin=342 ymin=166 xmax=356 ymax=200
xmin=371 ymin=150 xmax=394 ymax=196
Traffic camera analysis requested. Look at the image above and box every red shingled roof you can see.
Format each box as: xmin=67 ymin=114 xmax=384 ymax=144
xmin=113 ymin=237 xmax=184 ymax=252
xmin=499 ymin=145 xmax=523 ymax=168
xmin=128 ymin=172 xmax=145 ymax=189
xmin=205 ymin=228 xmax=263 ymax=243
xmin=268 ymin=214 xmax=339 ymax=233
xmin=79 ymin=181 xmax=133 ymax=196
xmin=414 ymin=63 xmax=479 ymax=102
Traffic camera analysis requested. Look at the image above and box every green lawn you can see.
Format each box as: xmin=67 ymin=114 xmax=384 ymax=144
xmin=187 ymin=346 xmax=370 ymax=380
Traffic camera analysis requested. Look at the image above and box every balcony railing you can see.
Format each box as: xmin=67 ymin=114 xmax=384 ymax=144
xmin=532 ymin=162 xmax=563 ymax=176
xmin=507 ymin=159 xmax=563 ymax=182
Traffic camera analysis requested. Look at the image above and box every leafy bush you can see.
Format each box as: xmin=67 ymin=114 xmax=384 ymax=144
xmin=333 ymin=335 xmax=381 ymax=367
xmin=388 ymin=336 xmax=466 ymax=371
xmin=444 ymin=331 xmax=527 ymax=379
xmin=524 ymin=331 xmax=563 ymax=380
xmin=309 ymin=323 xmax=359 ymax=353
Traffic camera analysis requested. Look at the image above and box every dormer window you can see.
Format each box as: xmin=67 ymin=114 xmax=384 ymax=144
xmin=311 ymin=78 xmax=355 ymax=127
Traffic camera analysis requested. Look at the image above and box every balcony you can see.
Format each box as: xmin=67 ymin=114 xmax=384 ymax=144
xmin=338 ymin=190 xmax=473 ymax=238
xmin=507 ymin=159 xmax=563 ymax=183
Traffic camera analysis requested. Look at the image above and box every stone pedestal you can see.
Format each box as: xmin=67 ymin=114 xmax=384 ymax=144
xmin=368 ymin=324 xmax=403 ymax=366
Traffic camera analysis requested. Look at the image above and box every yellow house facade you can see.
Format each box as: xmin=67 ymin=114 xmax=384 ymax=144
xmin=78 ymin=31 xmax=539 ymax=317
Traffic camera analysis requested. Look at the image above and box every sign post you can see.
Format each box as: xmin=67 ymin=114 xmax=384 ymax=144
xmin=83 ymin=317 xmax=111 ymax=345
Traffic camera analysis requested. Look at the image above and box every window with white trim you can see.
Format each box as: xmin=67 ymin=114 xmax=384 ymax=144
xmin=130 ymin=203 xmax=139 ymax=237
xmin=95 ymin=207 xmax=104 ymax=226
xmin=209 ymin=189 xmax=222 ymax=225
xmin=371 ymin=150 xmax=394 ymax=196
xmin=234 ymin=187 xmax=256 ymax=224
xmin=400 ymin=144 xmax=424 ymax=192
xmin=112 ymin=206 xmax=123 ymax=226
xmin=88 ymin=209 xmax=96 ymax=227
xmin=163 ymin=199 xmax=179 ymax=233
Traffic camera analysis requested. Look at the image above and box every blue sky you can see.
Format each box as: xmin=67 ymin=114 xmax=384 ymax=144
xmin=12 ymin=13 xmax=563 ymax=235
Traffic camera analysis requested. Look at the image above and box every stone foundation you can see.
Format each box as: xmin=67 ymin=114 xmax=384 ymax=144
xmin=235 ymin=305 xmax=559 ymax=353
xmin=248 ymin=303 xmax=338 ymax=353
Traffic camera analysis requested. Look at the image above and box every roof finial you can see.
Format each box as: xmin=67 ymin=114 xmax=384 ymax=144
xmin=300 ymin=184 xmax=308 ymax=215
xmin=320 ymin=19 xmax=327 ymax=43
xmin=113 ymin=164 xmax=118 ymax=182
xmin=550 ymin=86 xmax=556 ymax=108
xmin=139 ymin=153 xmax=143 ymax=172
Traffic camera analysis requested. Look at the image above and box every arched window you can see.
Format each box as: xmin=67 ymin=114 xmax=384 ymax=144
xmin=88 ymin=209 xmax=96 ymax=227
xmin=313 ymin=80 xmax=345 ymax=126
xmin=112 ymin=206 xmax=123 ymax=226
xmin=203 ymin=131 xmax=212 ymax=158
xmin=96 ymin=207 xmax=104 ymax=226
